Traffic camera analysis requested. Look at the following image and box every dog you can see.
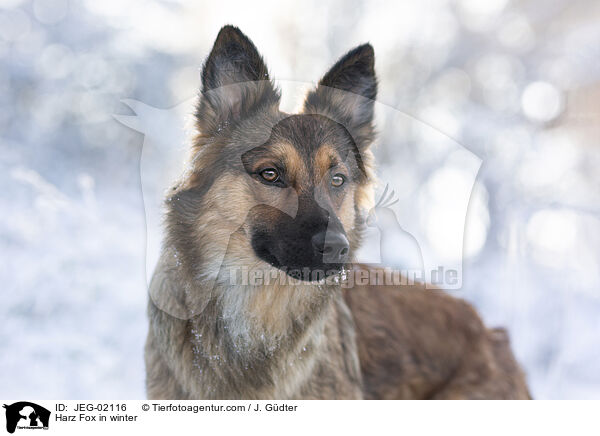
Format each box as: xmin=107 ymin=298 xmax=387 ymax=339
xmin=144 ymin=25 xmax=531 ymax=399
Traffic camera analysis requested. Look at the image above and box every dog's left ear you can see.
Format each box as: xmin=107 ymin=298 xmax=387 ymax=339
xmin=303 ymin=44 xmax=377 ymax=149
xmin=196 ymin=25 xmax=280 ymax=135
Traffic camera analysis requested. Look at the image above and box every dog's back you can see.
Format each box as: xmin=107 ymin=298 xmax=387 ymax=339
xmin=344 ymin=266 xmax=531 ymax=399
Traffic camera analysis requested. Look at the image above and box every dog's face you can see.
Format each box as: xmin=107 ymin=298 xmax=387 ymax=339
xmin=167 ymin=26 xmax=377 ymax=282
xmin=241 ymin=114 xmax=366 ymax=280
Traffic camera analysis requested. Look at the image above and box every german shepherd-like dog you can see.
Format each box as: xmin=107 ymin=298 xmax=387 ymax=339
xmin=145 ymin=25 xmax=531 ymax=399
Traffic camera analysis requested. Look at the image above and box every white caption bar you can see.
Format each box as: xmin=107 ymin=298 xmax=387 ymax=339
xmin=1 ymin=400 xmax=597 ymax=436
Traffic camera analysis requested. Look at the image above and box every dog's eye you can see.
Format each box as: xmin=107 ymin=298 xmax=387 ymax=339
xmin=260 ymin=168 xmax=280 ymax=183
xmin=331 ymin=174 xmax=345 ymax=187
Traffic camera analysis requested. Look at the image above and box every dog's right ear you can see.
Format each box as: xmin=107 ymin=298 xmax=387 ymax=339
xmin=196 ymin=25 xmax=280 ymax=135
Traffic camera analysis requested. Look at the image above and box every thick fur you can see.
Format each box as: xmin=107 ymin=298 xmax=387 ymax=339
xmin=145 ymin=25 xmax=530 ymax=400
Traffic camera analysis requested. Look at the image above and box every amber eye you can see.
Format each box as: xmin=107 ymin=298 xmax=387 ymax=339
xmin=331 ymin=173 xmax=345 ymax=187
xmin=260 ymin=168 xmax=280 ymax=183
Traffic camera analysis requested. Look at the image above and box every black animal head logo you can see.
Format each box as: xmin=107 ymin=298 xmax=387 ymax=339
xmin=3 ymin=402 xmax=50 ymax=434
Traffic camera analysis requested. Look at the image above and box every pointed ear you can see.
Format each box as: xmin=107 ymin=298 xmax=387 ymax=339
xmin=196 ymin=25 xmax=280 ymax=135
xmin=303 ymin=44 xmax=377 ymax=149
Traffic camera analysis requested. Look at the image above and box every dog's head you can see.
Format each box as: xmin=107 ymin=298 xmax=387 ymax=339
xmin=168 ymin=26 xmax=377 ymax=283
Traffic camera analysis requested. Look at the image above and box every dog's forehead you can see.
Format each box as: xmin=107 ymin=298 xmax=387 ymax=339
xmin=272 ymin=114 xmax=346 ymax=153
xmin=228 ymin=113 xmax=360 ymax=182
xmin=269 ymin=114 xmax=357 ymax=171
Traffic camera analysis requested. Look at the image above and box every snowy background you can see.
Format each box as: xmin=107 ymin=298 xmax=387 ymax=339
xmin=1 ymin=0 xmax=600 ymax=399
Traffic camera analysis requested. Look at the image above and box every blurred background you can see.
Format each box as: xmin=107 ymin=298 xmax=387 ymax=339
xmin=1 ymin=0 xmax=599 ymax=399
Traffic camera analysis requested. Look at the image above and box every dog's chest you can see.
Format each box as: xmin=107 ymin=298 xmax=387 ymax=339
xmin=188 ymin=294 xmax=363 ymax=399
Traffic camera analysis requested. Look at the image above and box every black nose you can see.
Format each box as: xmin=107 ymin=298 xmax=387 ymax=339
xmin=311 ymin=231 xmax=350 ymax=262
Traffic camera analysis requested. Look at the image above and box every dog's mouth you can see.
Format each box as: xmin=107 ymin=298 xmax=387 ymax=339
xmin=282 ymin=264 xmax=347 ymax=283
xmin=258 ymin=253 xmax=348 ymax=283
xmin=250 ymin=231 xmax=350 ymax=283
